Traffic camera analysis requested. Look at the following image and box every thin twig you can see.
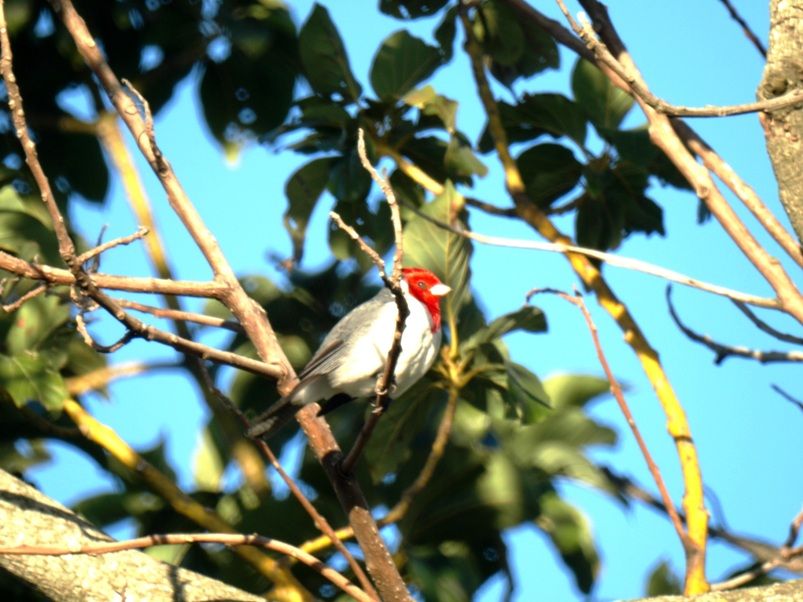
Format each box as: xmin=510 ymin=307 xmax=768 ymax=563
xmin=339 ymin=130 xmax=410 ymax=475
xmin=771 ymin=385 xmax=803 ymax=414
xmin=300 ymin=385 xmax=460 ymax=557
xmin=732 ymin=301 xmax=803 ymax=344
xmin=402 ymin=199 xmax=778 ymax=309
xmin=65 ymin=361 xmax=176 ymax=395
xmin=0 ymin=250 xmax=227 ymax=297
xmin=196 ymin=367 xmax=379 ymax=601
xmin=554 ymin=0 xmax=796 ymax=119
xmin=529 ymin=287 xmax=688 ymax=546
xmin=717 ymin=0 xmax=767 ymax=57
xmin=61 ymin=399 xmax=307 ymax=590
xmin=667 ymin=287 xmax=803 ymax=364
xmin=117 ymin=298 xmax=242 ymax=332
xmin=1 ymin=283 xmax=48 ymax=312
xmin=76 ymin=226 xmax=150 ymax=265
xmin=0 ymin=532 xmax=372 ymax=602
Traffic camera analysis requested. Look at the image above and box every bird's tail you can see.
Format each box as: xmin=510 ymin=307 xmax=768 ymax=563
xmin=247 ymin=396 xmax=299 ymax=439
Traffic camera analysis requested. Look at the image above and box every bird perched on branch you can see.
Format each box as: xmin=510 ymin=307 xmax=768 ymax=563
xmin=248 ymin=267 xmax=451 ymax=439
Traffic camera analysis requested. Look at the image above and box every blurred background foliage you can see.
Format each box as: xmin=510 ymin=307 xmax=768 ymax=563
xmin=0 ymin=0 xmax=708 ymax=599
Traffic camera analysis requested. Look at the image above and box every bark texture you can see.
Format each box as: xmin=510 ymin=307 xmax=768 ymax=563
xmin=759 ymin=0 xmax=803 ymax=243
xmin=0 ymin=469 xmax=263 ymax=602
xmin=629 ymin=579 xmax=803 ymax=601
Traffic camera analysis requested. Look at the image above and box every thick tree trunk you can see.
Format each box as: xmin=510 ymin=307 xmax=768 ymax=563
xmin=759 ymin=0 xmax=803 ymax=244
xmin=0 ymin=470 xmax=262 ymax=601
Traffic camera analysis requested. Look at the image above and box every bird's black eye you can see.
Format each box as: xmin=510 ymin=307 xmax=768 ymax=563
xmin=417 ymin=280 xmax=427 ymax=289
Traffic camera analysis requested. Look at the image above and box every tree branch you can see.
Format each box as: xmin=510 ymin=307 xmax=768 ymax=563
xmin=530 ymin=288 xmax=688 ymax=547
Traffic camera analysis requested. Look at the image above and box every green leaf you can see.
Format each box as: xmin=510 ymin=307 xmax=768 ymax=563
xmin=434 ymin=6 xmax=458 ymax=62
xmin=475 ymin=1 xmax=558 ymax=87
xmin=517 ymin=143 xmax=583 ymax=208
xmin=518 ymin=93 xmax=587 ymax=146
xmin=364 ymin=380 xmax=446 ymax=482
xmin=444 ymin=137 xmax=488 ymax=180
xmin=327 ymin=148 xmax=372 ymax=204
xmin=572 ymin=58 xmax=633 ymax=130
xmin=5 ymin=295 xmax=71 ymax=355
xmin=506 ymin=361 xmax=550 ymax=410
xmin=370 ymin=30 xmax=442 ymax=99
xmin=403 ymin=182 xmax=472 ymax=316
xmin=193 ymin=428 xmax=225 ymax=492
xmin=380 ymin=0 xmax=450 ymax=19
xmin=403 ymin=85 xmax=458 ymax=133
xmin=536 ymin=492 xmax=599 ymax=593
xmin=299 ymin=4 xmax=362 ymax=101
xmin=646 ymin=560 xmax=683 ymax=596
xmin=0 ymin=351 xmax=67 ymax=412
xmin=462 ymin=306 xmax=547 ymax=353
xmin=0 ymin=192 xmax=61 ymax=264
xmin=543 ymin=374 xmax=610 ymax=410
xmin=283 ymin=157 xmax=333 ymax=262
xmin=607 ymin=127 xmax=693 ymax=190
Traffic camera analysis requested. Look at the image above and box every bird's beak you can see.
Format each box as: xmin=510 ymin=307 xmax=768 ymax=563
xmin=429 ymin=283 xmax=451 ymax=297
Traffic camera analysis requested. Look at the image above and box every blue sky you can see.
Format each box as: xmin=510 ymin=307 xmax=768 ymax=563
xmin=24 ymin=1 xmax=803 ymax=600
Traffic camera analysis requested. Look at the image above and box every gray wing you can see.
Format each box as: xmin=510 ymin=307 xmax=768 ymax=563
xmin=298 ymin=289 xmax=394 ymax=380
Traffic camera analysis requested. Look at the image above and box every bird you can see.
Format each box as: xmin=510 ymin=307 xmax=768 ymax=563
xmin=248 ymin=267 xmax=451 ymax=439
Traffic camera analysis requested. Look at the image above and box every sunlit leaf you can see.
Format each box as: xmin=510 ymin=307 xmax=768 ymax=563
xmin=403 ymin=182 xmax=472 ymax=317
xmin=0 ymin=351 xmax=67 ymax=412
xmin=543 ymin=374 xmax=610 ymax=410
xmin=572 ymin=58 xmax=633 ymax=130
xmin=403 ymin=85 xmax=457 ymax=133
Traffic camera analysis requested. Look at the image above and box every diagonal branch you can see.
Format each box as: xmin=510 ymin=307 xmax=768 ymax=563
xmin=530 ymin=288 xmax=688 ymax=546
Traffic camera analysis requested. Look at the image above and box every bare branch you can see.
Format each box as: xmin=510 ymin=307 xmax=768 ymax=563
xmin=1 ymin=283 xmax=48 ymax=312
xmin=336 ymin=131 xmax=410 ymax=476
xmin=402 ymin=200 xmax=779 ymax=309
xmin=733 ymin=301 xmax=803 ymax=344
xmin=529 ymin=287 xmax=688 ymax=547
xmin=76 ymin=226 xmax=149 ymax=265
xmin=0 ymin=532 xmax=372 ymax=602
xmin=667 ymin=287 xmax=803 ymax=364
xmin=771 ymin=385 xmax=803 ymax=415
xmin=717 ymin=0 xmax=767 ymax=57
xmin=117 ymin=298 xmax=242 ymax=332
xmin=0 ymin=250 xmax=227 ymax=297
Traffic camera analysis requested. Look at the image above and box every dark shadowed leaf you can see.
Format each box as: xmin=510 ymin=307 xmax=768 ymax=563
xmin=536 ymin=492 xmax=600 ymax=593
xmin=517 ymin=143 xmax=583 ymax=208
xmin=572 ymin=58 xmax=633 ymax=130
xmin=364 ymin=380 xmax=446 ymax=482
xmin=518 ymin=93 xmax=587 ymax=146
xmin=506 ymin=362 xmax=550 ymax=410
xmin=299 ymin=4 xmax=362 ymax=101
xmin=370 ymin=30 xmax=442 ymax=99
xmin=380 ymin=0 xmax=450 ymax=19
xmin=283 ymin=157 xmax=334 ymax=262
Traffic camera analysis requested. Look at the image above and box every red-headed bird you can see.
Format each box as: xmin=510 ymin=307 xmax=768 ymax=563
xmin=248 ymin=267 xmax=450 ymax=439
